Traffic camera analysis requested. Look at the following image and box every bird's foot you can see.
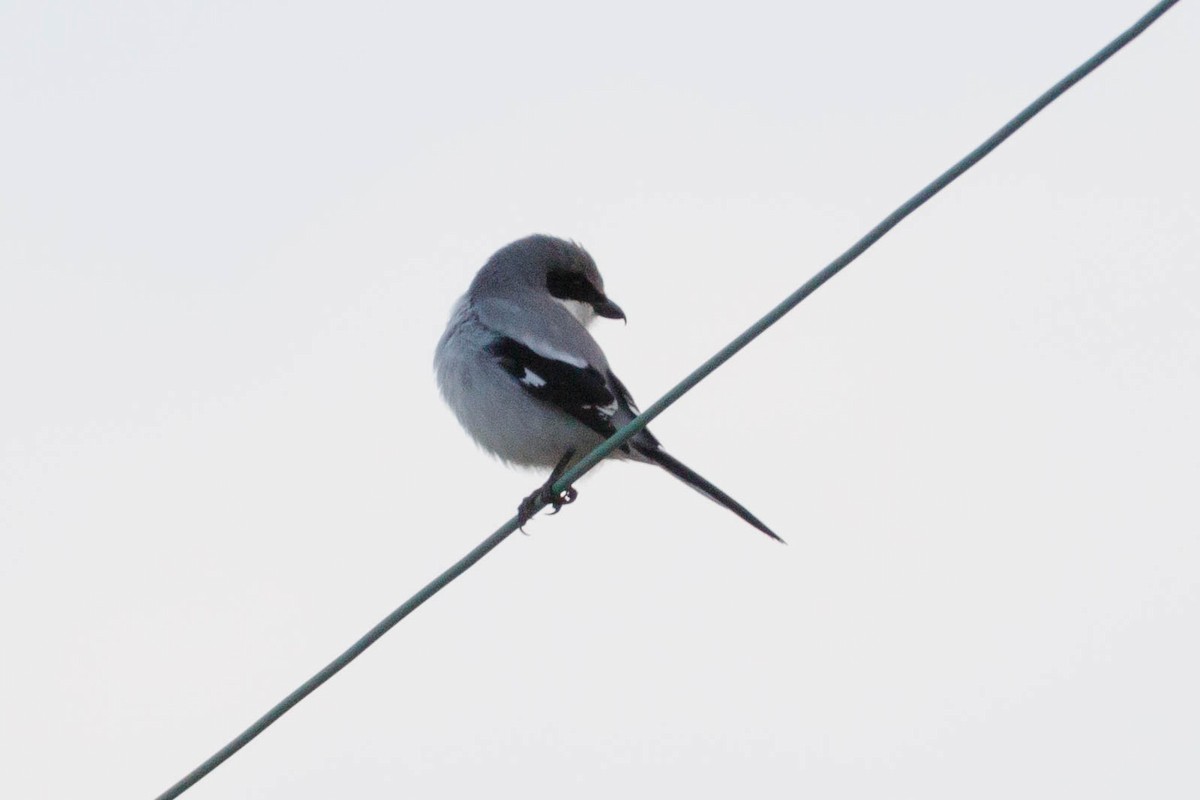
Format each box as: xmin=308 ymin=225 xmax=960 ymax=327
xmin=517 ymin=449 xmax=578 ymax=531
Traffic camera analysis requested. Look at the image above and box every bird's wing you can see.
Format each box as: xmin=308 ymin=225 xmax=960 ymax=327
xmin=486 ymin=334 xmax=631 ymax=449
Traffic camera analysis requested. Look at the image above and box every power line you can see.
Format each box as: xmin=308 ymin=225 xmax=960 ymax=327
xmin=154 ymin=2 xmax=1182 ymax=797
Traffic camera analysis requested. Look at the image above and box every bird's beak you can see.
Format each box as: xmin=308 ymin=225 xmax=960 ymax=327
xmin=592 ymin=297 xmax=626 ymax=322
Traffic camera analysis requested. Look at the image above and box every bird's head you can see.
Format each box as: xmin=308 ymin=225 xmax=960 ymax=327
xmin=474 ymin=234 xmax=625 ymax=326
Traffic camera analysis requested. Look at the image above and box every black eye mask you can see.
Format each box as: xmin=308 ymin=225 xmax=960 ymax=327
xmin=546 ymin=269 xmax=604 ymax=305
xmin=546 ymin=269 xmax=625 ymax=320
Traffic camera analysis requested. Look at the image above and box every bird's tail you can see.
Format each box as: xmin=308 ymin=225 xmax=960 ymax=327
xmin=632 ymin=443 xmax=783 ymax=543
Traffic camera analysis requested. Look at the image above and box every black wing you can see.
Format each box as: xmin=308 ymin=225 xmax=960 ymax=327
xmin=487 ymin=336 xmax=630 ymax=450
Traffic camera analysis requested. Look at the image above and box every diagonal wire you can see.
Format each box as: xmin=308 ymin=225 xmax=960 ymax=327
xmin=154 ymin=2 xmax=1181 ymax=797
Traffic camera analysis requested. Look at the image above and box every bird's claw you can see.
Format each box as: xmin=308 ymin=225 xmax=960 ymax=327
xmin=546 ymin=486 xmax=577 ymax=514
xmin=516 ymin=449 xmax=577 ymax=532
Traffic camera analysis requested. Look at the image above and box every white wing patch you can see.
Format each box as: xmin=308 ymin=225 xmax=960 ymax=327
xmin=520 ymin=368 xmax=547 ymax=388
xmin=523 ymin=336 xmax=589 ymax=369
xmin=586 ymin=399 xmax=619 ymax=418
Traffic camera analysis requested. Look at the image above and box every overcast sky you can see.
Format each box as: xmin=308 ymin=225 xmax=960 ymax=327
xmin=2 ymin=1 xmax=1197 ymax=798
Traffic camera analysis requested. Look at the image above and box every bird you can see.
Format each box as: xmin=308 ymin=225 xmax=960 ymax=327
xmin=434 ymin=234 xmax=782 ymax=542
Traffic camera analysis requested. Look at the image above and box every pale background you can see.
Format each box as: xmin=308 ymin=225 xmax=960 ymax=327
xmin=2 ymin=1 xmax=1197 ymax=798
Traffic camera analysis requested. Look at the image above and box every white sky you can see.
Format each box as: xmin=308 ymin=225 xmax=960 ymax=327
xmin=2 ymin=1 xmax=1198 ymax=798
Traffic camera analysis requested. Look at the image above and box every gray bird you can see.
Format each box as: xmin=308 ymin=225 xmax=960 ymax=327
xmin=435 ymin=234 xmax=781 ymax=541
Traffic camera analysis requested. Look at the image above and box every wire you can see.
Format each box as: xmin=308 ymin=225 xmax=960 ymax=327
xmin=154 ymin=2 xmax=1181 ymax=797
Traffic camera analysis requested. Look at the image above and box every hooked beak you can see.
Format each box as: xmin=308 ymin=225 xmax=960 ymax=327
xmin=592 ymin=297 xmax=626 ymax=322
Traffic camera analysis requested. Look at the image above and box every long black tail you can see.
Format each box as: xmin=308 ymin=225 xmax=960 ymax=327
xmin=634 ymin=444 xmax=783 ymax=543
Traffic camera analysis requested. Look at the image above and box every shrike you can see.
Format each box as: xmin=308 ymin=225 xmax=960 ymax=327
xmin=435 ymin=234 xmax=781 ymax=541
